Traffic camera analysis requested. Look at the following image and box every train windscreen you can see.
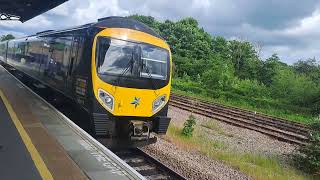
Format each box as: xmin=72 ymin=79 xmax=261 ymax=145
xmin=96 ymin=37 xmax=169 ymax=80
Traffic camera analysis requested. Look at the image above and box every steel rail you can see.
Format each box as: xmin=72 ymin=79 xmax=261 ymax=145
xmin=170 ymin=93 xmax=310 ymax=145
xmin=113 ymin=148 xmax=187 ymax=180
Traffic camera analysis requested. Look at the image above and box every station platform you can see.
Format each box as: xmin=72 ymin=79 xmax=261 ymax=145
xmin=0 ymin=65 xmax=145 ymax=180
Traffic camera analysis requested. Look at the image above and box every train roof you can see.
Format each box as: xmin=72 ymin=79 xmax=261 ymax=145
xmin=35 ymin=16 xmax=162 ymax=39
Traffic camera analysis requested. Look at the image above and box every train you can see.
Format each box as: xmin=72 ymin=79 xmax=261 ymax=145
xmin=0 ymin=16 xmax=172 ymax=147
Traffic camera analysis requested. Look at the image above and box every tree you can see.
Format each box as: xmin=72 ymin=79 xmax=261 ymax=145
xmin=259 ymin=54 xmax=281 ymax=86
xmin=294 ymin=58 xmax=318 ymax=74
xmin=271 ymin=67 xmax=318 ymax=106
xmin=228 ymin=40 xmax=261 ymax=80
xmin=130 ymin=15 xmax=320 ymax=116
xmin=294 ymin=58 xmax=320 ymax=83
xmin=130 ymin=16 xmax=213 ymax=61
xmin=128 ymin=15 xmax=160 ymax=34
xmin=202 ymin=57 xmax=236 ymax=91
xmin=212 ymin=36 xmax=229 ymax=59
xmin=0 ymin=34 xmax=15 ymax=41
xmin=159 ymin=18 xmax=213 ymax=60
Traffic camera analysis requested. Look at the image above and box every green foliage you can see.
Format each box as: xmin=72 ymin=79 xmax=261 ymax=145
xmin=294 ymin=58 xmax=319 ymax=80
xmin=310 ymin=116 xmax=320 ymax=131
xmin=128 ymin=15 xmax=161 ymax=34
xmin=182 ymin=115 xmax=196 ymax=137
xmin=212 ymin=36 xmax=229 ymax=59
xmin=130 ymin=15 xmax=320 ymax=121
xmin=173 ymin=54 xmax=208 ymax=78
xmin=168 ymin=123 xmax=311 ymax=179
xmin=161 ymin=18 xmax=213 ymax=59
xmin=232 ymin=79 xmax=269 ymax=98
xmin=259 ymin=54 xmax=281 ymax=86
xmin=271 ymin=67 xmax=319 ymax=106
xmin=130 ymin=15 xmax=320 ymax=177
xmin=0 ymin=34 xmax=15 ymax=41
xmin=173 ymin=84 xmax=314 ymax=123
xmin=294 ymin=118 xmax=320 ymax=176
xmin=130 ymin=15 xmax=213 ymax=60
xmin=202 ymin=58 xmax=235 ymax=91
xmin=228 ymin=40 xmax=261 ymax=80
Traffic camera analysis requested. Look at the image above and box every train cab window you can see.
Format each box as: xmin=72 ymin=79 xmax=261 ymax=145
xmin=96 ymin=37 xmax=169 ymax=80
xmin=97 ymin=38 xmax=135 ymax=76
xmin=140 ymin=44 xmax=168 ymax=80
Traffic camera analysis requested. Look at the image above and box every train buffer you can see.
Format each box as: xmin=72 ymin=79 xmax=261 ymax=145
xmin=0 ymin=65 xmax=145 ymax=180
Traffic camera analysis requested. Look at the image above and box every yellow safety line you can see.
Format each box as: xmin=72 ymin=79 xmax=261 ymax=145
xmin=0 ymin=90 xmax=54 ymax=180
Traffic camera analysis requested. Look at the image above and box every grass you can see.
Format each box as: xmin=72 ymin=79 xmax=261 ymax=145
xmin=166 ymin=123 xmax=315 ymax=180
xmin=171 ymin=88 xmax=315 ymax=124
xmin=201 ymin=121 xmax=234 ymax=137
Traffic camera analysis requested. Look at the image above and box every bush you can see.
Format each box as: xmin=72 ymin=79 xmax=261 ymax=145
xmin=232 ymin=78 xmax=269 ymax=98
xmin=294 ymin=117 xmax=320 ymax=176
xmin=172 ymin=78 xmax=205 ymax=95
xmin=182 ymin=115 xmax=196 ymax=137
xmin=202 ymin=61 xmax=236 ymax=92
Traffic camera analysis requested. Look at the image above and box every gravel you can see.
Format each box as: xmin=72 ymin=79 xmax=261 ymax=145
xmin=142 ymin=138 xmax=250 ymax=180
xmin=142 ymin=106 xmax=298 ymax=180
xmin=167 ymin=106 xmax=297 ymax=158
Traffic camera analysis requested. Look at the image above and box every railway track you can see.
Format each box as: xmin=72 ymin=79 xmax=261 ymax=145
xmin=5 ymin=65 xmax=186 ymax=180
xmin=170 ymin=93 xmax=310 ymax=145
xmin=113 ymin=148 xmax=186 ymax=180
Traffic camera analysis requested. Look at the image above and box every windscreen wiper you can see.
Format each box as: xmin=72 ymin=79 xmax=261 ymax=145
xmin=116 ymin=52 xmax=134 ymax=86
xmin=142 ymin=62 xmax=159 ymax=97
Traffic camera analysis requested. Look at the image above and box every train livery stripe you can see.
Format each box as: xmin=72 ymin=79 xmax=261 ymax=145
xmin=0 ymin=90 xmax=54 ymax=180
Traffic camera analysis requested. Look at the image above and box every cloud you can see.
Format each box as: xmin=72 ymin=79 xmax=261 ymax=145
xmin=71 ymin=0 xmax=129 ymax=25
xmin=0 ymin=0 xmax=319 ymax=64
xmin=0 ymin=0 xmax=129 ymax=36
xmin=192 ymin=0 xmax=211 ymax=9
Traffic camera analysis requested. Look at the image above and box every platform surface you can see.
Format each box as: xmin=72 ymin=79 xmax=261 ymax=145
xmin=0 ymin=98 xmax=42 ymax=180
xmin=0 ymin=64 xmax=144 ymax=180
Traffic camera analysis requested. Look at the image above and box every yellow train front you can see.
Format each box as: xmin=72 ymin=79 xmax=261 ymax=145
xmin=89 ymin=17 xmax=172 ymax=146
xmin=0 ymin=17 xmax=172 ymax=147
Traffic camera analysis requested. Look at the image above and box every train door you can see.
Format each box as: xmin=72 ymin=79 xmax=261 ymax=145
xmin=65 ymin=36 xmax=79 ymax=97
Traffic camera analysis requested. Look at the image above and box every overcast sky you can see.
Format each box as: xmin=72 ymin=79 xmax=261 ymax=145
xmin=1 ymin=0 xmax=320 ymax=64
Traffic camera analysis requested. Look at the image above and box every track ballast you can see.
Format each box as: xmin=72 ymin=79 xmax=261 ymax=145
xmin=113 ymin=148 xmax=186 ymax=180
xmin=170 ymin=93 xmax=310 ymax=145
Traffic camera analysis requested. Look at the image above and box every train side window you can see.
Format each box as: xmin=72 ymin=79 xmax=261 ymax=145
xmin=96 ymin=37 xmax=110 ymax=68
xmin=7 ymin=41 xmax=14 ymax=60
xmin=63 ymin=42 xmax=72 ymax=75
xmin=27 ymin=41 xmax=43 ymax=64
xmin=49 ymin=37 xmax=72 ymax=78
xmin=75 ymin=37 xmax=84 ymax=68
xmin=0 ymin=42 xmax=6 ymax=61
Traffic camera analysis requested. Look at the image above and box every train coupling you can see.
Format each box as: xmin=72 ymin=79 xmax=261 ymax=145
xmin=130 ymin=120 xmax=151 ymax=139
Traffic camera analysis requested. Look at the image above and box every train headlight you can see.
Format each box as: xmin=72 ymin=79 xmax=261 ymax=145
xmin=98 ymin=89 xmax=114 ymax=111
xmin=153 ymin=95 xmax=166 ymax=112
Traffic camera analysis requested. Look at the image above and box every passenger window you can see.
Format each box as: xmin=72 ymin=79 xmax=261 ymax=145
xmin=45 ymin=37 xmax=72 ymax=89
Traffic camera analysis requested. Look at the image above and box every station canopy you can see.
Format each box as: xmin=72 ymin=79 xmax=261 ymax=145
xmin=0 ymin=0 xmax=68 ymax=22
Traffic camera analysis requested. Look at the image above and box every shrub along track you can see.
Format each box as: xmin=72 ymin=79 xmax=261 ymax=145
xmin=170 ymin=93 xmax=310 ymax=145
